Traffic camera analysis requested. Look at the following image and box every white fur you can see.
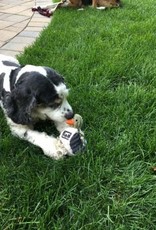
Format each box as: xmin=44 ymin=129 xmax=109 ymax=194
xmin=3 ymin=70 xmax=11 ymax=92
xmin=0 ymin=57 xmax=18 ymax=92
xmin=96 ymin=6 xmax=106 ymax=9
xmin=55 ymin=83 xmax=69 ymax=98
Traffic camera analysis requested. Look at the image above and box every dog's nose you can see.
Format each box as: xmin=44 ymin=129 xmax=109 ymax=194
xmin=65 ymin=111 xmax=74 ymax=119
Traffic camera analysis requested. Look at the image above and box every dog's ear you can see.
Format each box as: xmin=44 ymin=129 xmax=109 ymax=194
xmin=2 ymin=88 xmax=37 ymax=125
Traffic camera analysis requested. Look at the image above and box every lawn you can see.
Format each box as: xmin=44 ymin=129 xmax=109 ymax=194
xmin=1 ymin=0 xmax=156 ymax=229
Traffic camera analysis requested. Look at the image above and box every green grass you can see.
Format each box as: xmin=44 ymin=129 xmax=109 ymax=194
xmin=1 ymin=0 xmax=156 ymax=229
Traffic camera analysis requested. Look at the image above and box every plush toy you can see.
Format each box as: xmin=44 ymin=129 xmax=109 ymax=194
xmin=66 ymin=114 xmax=84 ymax=139
xmin=32 ymin=6 xmax=53 ymax=17
xmin=58 ymin=114 xmax=86 ymax=155
xmin=66 ymin=114 xmax=83 ymax=130
xmin=32 ymin=1 xmax=66 ymax=17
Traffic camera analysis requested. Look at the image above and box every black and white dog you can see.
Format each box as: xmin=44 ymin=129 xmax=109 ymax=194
xmin=0 ymin=54 xmax=81 ymax=159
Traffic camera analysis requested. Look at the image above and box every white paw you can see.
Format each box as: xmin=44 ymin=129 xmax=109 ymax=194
xmin=43 ymin=138 xmax=68 ymax=160
xmin=96 ymin=6 xmax=106 ymax=10
xmin=78 ymin=8 xmax=84 ymax=11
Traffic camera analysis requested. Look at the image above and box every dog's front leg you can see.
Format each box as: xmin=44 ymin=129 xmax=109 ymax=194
xmin=92 ymin=0 xmax=97 ymax=7
xmin=21 ymin=129 xmax=68 ymax=160
xmin=7 ymin=119 xmax=68 ymax=160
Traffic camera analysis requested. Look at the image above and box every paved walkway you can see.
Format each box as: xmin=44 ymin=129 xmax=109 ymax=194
xmin=0 ymin=0 xmax=52 ymax=57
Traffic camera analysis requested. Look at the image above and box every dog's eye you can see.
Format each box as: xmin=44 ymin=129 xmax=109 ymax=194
xmin=49 ymin=101 xmax=62 ymax=108
xmin=55 ymin=98 xmax=62 ymax=104
xmin=48 ymin=98 xmax=63 ymax=108
xmin=54 ymin=102 xmax=62 ymax=107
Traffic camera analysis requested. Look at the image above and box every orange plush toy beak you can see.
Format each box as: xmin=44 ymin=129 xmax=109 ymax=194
xmin=66 ymin=119 xmax=75 ymax=126
xmin=66 ymin=114 xmax=83 ymax=129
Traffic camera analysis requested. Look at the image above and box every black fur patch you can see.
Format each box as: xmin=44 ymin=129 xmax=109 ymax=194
xmin=44 ymin=67 xmax=64 ymax=86
xmin=2 ymin=60 xmax=20 ymax=67
xmin=15 ymin=71 xmax=59 ymax=105
xmin=0 ymin=72 xmax=5 ymax=98
xmin=24 ymin=131 xmax=28 ymax=137
xmin=82 ymin=0 xmax=92 ymax=5
xmin=10 ymin=67 xmax=22 ymax=91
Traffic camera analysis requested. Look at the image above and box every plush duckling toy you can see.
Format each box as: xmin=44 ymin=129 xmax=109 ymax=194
xmin=66 ymin=113 xmax=85 ymax=141
xmin=59 ymin=114 xmax=86 ymax=156
xmin=66 ymin=114 xmax=83 ymax=130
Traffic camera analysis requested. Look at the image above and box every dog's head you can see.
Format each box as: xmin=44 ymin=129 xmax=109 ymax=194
xmin=3 ymin=65 xmax=73 ymax=125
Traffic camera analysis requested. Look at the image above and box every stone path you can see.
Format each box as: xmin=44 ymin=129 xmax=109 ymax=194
xmin=0 ymin=0 xmax=52 ymax=57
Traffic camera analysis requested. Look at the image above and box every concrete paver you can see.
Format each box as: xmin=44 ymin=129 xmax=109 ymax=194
xmin=0 ymin=0 xmax=52 ymax=57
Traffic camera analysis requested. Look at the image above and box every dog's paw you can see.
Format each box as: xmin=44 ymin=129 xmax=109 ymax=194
xmin=42 ymin=138 xmax=68 ymax=160
xmin=96 ymin=6 xmax=106 ymax=10
xmin=77 ymin=8 xmax=84 ymax=11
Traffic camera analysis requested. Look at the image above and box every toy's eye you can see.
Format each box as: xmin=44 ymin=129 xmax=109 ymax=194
xmin=75 ymin=119 xmax=78 ymax=122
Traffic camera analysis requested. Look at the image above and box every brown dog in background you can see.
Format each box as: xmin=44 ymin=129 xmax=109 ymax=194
xmin=66 ymin=0 xmax=121 ymax=8
xmin=34 ymin=0 xmax=121 ymax=17
xmin=92 ymin=0 xmax=121 ymax=8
